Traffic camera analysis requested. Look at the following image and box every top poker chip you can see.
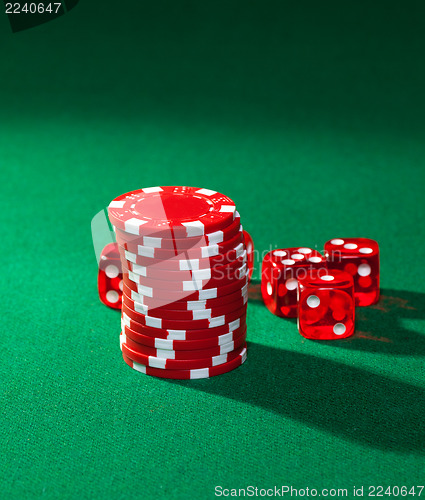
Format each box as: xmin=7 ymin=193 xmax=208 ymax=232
xmin=108 ymin=186 xmax=237 ymax=238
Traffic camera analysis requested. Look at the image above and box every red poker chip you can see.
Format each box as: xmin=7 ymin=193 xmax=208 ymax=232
xmin=123 ymin=250 xmax=247 ymax=282
xmin=115 ymin=214 xmax=242 ymax=251
xmin=122 ymin=326 xmax=247 ymax=355
xmin=121 ymin=312 xmax=246 ymax=342
xmin=123 ymin=262 xmax=248 ymax=291
xmin=122 ymin=346 xmax=247 ymax=379
xmin=121 ymin=329 xmax=247 ymax=361
xmin=120 ymin=241 xmax=247 ymax=271
xmin=122 ymin=302 xmax=247 ymax=330
xmin=122 ymin=342 xmax=246 ymax=371
xmin=122 ymin=281 xmax=248 ymax=312
xmin=243 ymin=230 xmax=254 ymax=282
xmin=122 ymin=290 xmax=248 ymax=320
xmin=116 ymin=229 xmax=244 ymax=262
xmin=123 ymin=271 xmax=249 ymax=301
xmin=108 ymin=186 xmax=237 ymax=238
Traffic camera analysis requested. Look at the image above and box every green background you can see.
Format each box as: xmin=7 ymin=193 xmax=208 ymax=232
xmin=1 ymin=1 xmax=425 ymax=499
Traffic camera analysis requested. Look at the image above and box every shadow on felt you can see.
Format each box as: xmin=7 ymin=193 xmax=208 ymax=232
xmin=249 ymin=282 xmax=425 ymax=356
xmin=171 ymin=286 xmax=425 ymax=453
xmin=173 ymin=341 xmax=425 ymax=453
xmin=313 ymin=288 xmax=425 ymax=356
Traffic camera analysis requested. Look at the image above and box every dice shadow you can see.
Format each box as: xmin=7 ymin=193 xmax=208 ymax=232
xmin=249 ymin=283 xmax=425 ymax=356
xmin=317 ymin=288 xmax=425 ymax=356
xmin=171 ymin=342 xmax=425 ymax=453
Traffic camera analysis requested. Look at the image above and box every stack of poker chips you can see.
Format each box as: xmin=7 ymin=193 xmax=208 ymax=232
xmin=107 ymin=186 xmax=249 ymax=379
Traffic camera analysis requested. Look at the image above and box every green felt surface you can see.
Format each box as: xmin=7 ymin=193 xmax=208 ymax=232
xmin=1 ymin=1 xmax=425 ymax=499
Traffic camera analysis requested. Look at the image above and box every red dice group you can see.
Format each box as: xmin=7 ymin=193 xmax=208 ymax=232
xmin=261 ymin=238 xmax=379 ymax=340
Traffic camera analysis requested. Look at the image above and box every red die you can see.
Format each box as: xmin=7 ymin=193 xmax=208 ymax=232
xmin=298 ymin=270 xmax=355 ymax=340
xmin=261 ymin=247 xmax=327 ymax=317
xmin=98 ymin=243 xmax=123 ymax=310
xmin=243 ymin=230 xmax=254 ymax=282
xmin=324 ymin=238 xmax=379 ymax=306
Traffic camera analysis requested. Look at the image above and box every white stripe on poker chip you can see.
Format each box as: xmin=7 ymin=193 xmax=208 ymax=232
xmin=130 ymin=290 xmax=145 ymax=303
xmin=213 ymin=354 xmax=230 ymax=366
xmin=183 ymin=280 xmax=204 ymax=291
xmin=209 ymin=316 xmax=225 ymax=328
xmin=331 ymin=239 xmax=344 ymax=245
xmin=132 ymin=264 xmax=147 ymax=276
xmin=137 ymin=245 xmax=155 ymax=257
xmin=128 ymin=271 xmax=137 ymax=282
xmin=186 ymin=300 xmax=209 ymax=310
xmin=133 ymin=302 xmax=148 ymax=314
xmin=109 ymin=201 xmax=125 ymax=209
xmin=163 ymin=331 xmax=185 ymax=341
xmin=124 ymin=218 xmax=148 ymax=235
xmin=120 ymin=333 xmax=126 ymax=349
xmin=153 ymin=349 xmax=176 ymax=360
xmin=218 ymin=332 xmax=233 ymax=344
xmin=229 ymin=319 xmax=241 ymax=330
xmin=148 ymin=357 xmax=168 ymax=369
xmin=122 ymin=313 xmax=131 ymax=326
xmin=143 ymin=186 xmax=163 ymax=193
xmin=138 ymin=284 xmax=153 ymax=297
xmin=155 ymin=338 xmax=175 ymax=349
xmin=197 ymin=288 xmax=218 ymax=299
xmin=125 ymin=250 xmax=136 ymax=263
xmin=143 ymin=236 xmax=162 ymax=248
xmin=192 ymin=268 xmax=212 ymax=280
xmin=192 ymin=309 xmax=213 ymax=320
xmin=208 ymin=230 xmax=224 ymax=244
xmin=220 ymin=205 xmax=236 ymax=215
xmin=196 ymin=188 xmax=217 ymax=196
xmin=191 ymin=368 xmax=210 ymax=379
xmin=237 ymin=264 xmax=247 ymax=276
xmin=234 ymin=243 xmax=245 ymax=258
xmin=220 ymin=341 xmax=235 ymax=354
xmin=179 ymin=259 xmax=200 ymax=271
xmin=145 ymin=316 xmax=162 ymax=328
xmin=182 ymin=221 xmax=205 ymax=237
xmin=131 ymin=362 xmax=147 ymax=374
xmin=201 ymin=244 xmax=219 ymax=258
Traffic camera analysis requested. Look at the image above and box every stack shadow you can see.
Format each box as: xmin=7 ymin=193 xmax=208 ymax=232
xmin=171 ymin=287 xmax=425 ymax=453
